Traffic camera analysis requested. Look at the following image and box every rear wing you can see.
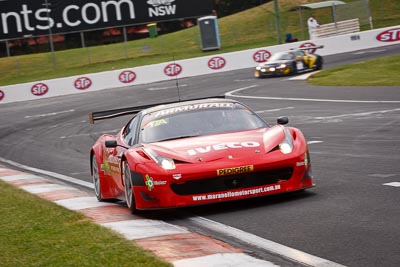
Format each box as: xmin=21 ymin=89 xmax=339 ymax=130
xmin=89 ymin=95 xmax=225 ymax=124
xmin=298 ymin=45 xmax=324 ymax=50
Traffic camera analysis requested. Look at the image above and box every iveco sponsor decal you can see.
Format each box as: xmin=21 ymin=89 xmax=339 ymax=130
xmin=376 ymin=28 xmax=400 ymax=42
xmin=0 ymin=0 xmax=213 ymax=40
xmin=188 ymin=142 xmax=260 ymax=156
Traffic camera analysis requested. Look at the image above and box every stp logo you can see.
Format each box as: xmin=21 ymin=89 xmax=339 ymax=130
xmin=164 ymin=63 xmax=182 ymax=77
xmin=31 ymin=83 xmax=49 ymax=96
xmin=300 ymin=42 xmax=317 ymax=54
xmin=119 ymin=70 xmax=136 ymax=83
xmin=376 ymin=28 xmax=400 ymax=42
xmin=74 ymin=77 xmax=92 ymax=90
xmin=253 ymin=50 xmax=271 ymax=63
xmin=208 ymin=56 xmax=226 ymax=70
xmin=0 ymin=89 xmax=4 ymax=101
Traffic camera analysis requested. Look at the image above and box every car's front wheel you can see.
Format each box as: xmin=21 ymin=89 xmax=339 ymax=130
xmin=122 ymin=161 xmax=138 ymax=213
xmin=291 ymin=62 xmax=298 ymax=75
xmin=92 ymin=155 xmax=103 ymax=201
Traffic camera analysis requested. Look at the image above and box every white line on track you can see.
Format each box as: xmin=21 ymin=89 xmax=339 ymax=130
xmin=307 ymin=141 xmax=324 ymax=145
xmin=0 ymin=157 xmax=345 ymax=267
xmin=188 ymin=217 xmax=346 ymax=267
xmin=313 ymin=108 xmax=400 ymax=120
xmin=383 ymin=182 xmax=400 ymax=187
xmin=226 ymin=86 xmax=400 ymax=103
xmin=353 ymin=49 xmax=387 ymax=54
xmin=60 ymin=129 xmax=119 ymax=139
xmin=24 ymin=109 xmax=75 ymax=119
xmin=256 ymin=107 xmax=294 ymax=113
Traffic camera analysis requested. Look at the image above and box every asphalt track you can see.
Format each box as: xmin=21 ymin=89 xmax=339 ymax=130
xmin=1 ymin=44 xmax=399 ymax=266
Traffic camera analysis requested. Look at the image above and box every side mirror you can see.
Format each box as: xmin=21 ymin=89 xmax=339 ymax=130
xmin=105 ymin=140 xmax=118 ymax=148
xmin=277 ymin=117 xmax=289 ymax=125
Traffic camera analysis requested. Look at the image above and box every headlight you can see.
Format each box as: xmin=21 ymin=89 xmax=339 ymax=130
xmin=256 ymin=66 xmax=261 ymax=70
xmin=279 ymin=142 xmax=292 ymax=154
xmin=277 ymin=64 xmax=286 ymax=69
xmin=160 ymin=158 xmax=175 ymax=169
xmin=279 ymin=128 xmax=293 ymax=154
xmin=269 ymin=67 xmax=276 ymax=71
xmin=143 ymin=148 xmax=176 ymax=170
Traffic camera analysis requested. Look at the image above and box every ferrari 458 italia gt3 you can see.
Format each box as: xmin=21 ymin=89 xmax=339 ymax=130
xmin=90 ymin=97 xmax=314 ymax=213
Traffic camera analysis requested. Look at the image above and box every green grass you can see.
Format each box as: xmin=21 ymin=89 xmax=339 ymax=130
xmin=0 ymin=181 xmax=171 ymax=267
xmin=1 ymin=0 xmax=399 ymax=86
xmin=309 ymin=54 xmax=400 ymax=86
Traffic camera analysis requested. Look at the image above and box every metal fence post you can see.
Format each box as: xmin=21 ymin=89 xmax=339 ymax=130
xmin=80 ymin=32 xmax=91 ymax=64
xmin=43 ymin=0 xmax=56 ymax=67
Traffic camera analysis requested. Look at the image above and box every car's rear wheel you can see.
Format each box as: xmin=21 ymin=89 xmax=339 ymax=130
xmin=92 ymin=155 xmax=103 ymax=201
xmin=315 ymin=57 xmax=323 ymax=70
xmin=122 ymin=161 xmax=138 ymax=213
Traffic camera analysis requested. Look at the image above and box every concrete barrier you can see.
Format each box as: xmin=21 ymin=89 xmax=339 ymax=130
xmin=0 ymin=25 xmax=399 ymax=105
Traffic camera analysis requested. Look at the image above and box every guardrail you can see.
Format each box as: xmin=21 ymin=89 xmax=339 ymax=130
xmin=314 ymin=19 xmax=360 ymax=39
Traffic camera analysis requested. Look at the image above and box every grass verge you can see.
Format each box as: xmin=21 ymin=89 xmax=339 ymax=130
xmin=308 ymin=54 xmax=400 ymax=86
xmin=0 ymin=180 xmax=171 ymax=267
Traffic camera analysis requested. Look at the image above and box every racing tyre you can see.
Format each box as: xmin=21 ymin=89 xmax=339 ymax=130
xmin=123 ymin=161 xmax=138 ymax=213
xmin=315 ymin=57 xmax=323 ymax=70
xmin=290 ymin=62 xmax=298 ymax=75
xmin=92 ymin=155 xmax=103 ymax=201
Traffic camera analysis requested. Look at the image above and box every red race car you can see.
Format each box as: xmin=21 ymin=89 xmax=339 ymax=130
xmin=89 ymin=97 xmax=314 ymax=213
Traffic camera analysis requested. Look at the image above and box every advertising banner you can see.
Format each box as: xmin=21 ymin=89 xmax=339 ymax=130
xmin=0 ymin=0 xmax=213 ymax=40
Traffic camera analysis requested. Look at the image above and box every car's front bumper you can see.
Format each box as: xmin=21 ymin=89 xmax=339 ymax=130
xmin=132 ymin=161 xmax=314 ymax=210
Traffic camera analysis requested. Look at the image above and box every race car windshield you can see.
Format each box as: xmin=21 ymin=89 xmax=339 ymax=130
xmin=269 ymin=52 xmax=295 ymax=61
xmin=140 ymin=103 xmax=267 ymax=143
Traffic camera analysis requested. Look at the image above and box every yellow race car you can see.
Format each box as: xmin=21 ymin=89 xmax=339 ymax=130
xmin=255 ymin=49 xmax=323 ymax=78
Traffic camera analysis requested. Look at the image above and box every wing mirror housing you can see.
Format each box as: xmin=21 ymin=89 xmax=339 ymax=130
xmin=277 ymin=117 xmax=289 ymax=125
xmin=105 ymin=140 xmax=118 ymax=148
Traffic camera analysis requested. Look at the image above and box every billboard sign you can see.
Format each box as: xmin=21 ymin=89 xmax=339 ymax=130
xmin=0 ymin=0 xmax=213 ymax=40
